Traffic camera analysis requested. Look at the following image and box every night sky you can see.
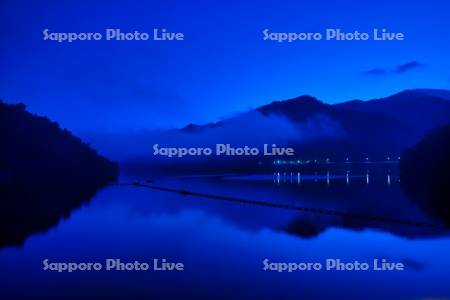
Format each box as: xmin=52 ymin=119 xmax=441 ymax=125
xmin=1 ymin=0 xmax=450 ymax=132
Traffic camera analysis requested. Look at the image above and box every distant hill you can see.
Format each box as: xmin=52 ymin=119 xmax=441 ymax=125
xmin=402 ymin=88 xmax=450 ymax=100
xmin=173 ymin=89 xmax=450 ymax=160
xmin=334 ymin=89 xmax=450 ymax=138
xmin=85 ymin=89 xmax=450 ymax=174
xmin=257 ymin=95 xmax=412 ymax=158
xmin=0 ymin=101 xmax=118 ymax=247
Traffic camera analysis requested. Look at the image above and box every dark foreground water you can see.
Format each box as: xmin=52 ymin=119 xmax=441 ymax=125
xmin=1 ymin=172 xmax=450 ymax=299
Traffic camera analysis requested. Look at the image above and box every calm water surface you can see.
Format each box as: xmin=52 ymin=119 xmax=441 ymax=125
xmin=1 ymin=172 xmax=450 ymax=299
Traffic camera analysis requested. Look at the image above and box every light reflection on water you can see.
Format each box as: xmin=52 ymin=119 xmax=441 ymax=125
xmin=267 ymin=170 xmax=396 ymax=186
xmin=0 ymin=173 xmax=449 ymax=299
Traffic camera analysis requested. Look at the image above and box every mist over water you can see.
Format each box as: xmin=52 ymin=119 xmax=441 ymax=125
xmin=83 ymin=111 xmax=346 ymax=162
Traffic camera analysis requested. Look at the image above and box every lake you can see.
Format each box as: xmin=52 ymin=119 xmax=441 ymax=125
xmin=1 ymin=170 xmax=450 ymax=299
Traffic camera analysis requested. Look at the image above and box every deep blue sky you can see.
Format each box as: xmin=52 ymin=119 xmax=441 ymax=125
xmin=1 ymin=0 xmax=450 ymax=132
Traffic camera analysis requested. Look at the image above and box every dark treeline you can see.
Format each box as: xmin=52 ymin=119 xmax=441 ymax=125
xmin=400 ymin=124 xmax=450 ymax=225
xmin=0 ymin=101 xmax=118 ymax=247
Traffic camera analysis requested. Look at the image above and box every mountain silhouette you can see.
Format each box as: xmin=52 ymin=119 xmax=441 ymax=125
xmin=82 ymin=89 xmax=450 ymax=175
xmin=174 ymin=89 xmax=450 ymax=161
xmin=335 ymin=89 xmax=450 ymax=138
xmin=0 ymin=101 xmax=119 ymax=247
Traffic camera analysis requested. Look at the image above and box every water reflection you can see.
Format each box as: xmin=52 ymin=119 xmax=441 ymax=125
xmin=271 ymin=170 xmax=395 ymax=186
xmin=2 ymin=168 xmax=447 ymax=251
xmin=0 ymin=182 xmax=103 ymax=248
xmin=1 ymin=173 xmax=450 ymax=299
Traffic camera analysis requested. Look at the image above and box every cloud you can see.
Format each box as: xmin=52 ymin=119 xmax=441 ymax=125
xmin=362 ymin=68 xmax=388 ymax=76
xmin=362 ymin=61 xmax=426 ymax=76
xmin=394 ymin=61 xmax=426 ymax=73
